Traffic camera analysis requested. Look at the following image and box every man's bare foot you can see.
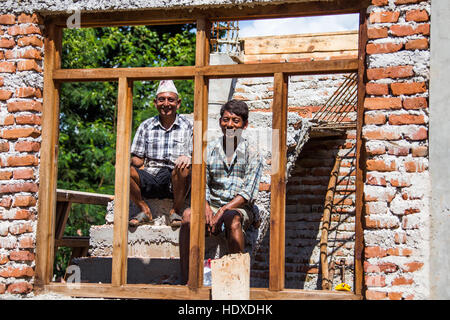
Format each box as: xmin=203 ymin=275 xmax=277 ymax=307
xmin=168 ymin=209 xmax=182 ymax=228
xmin=129 ymin=210 xmax=153 ymax=227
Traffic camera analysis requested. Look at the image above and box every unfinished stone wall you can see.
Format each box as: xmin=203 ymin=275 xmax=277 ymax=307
xmin=0 ymin=13 xmax=43 ymax=295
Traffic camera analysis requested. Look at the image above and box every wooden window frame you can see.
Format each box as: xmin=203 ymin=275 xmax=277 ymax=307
xmin=35 ymin=0 xmax=368 ymax=300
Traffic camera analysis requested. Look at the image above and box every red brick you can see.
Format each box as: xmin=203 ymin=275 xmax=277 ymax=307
xmin=6 ymin=155 xmax=39 ymax=167
xmin=366 ymin=83 xmax=389 ymax=96
xmin=368 ymin=27 xmax=388 ymax=39
xmin=6 ymin=282 xmax=33 ymax=294
xmin=366 ymin=290 xmax=387 ymax=300
xmin=365 ymin=275 xmax=386 ymax=287
xmin=5 ymin=48 xmax=42 ymax=60
xmin=367 ymin=66 xmax=414 ymax=80
xmin=13 ymin=195 xmax=36 ymax=207
xmin=365 ymin=113 xmax=387 ymax=125
xmin=404 ymin=127 xmax=427 ymax=141
xmin=365 ymin=261 xmax=398 ymax=273
xmin=402 ymin=261 xmax=424 ymax=272
xmin=17 ymin=35 xmax=44 ymax=48
xmin=412 ymin=145 xmax=427 ymax=157
xmin=366 ymin=174 xmax=386 ymax=186
xmin=17 ymin=13 xmax=43 ymax=24
xmin=0 ymin=142 xmax=9 ymax=152
xmin=15 ymin=87 xmax=42 ymax=98
xmin=0 ymin=76 xmax=4 ymax=86
xmin=392 ymin=276 xmax=414 ymax=286
xmin=10 ymin=209 xmax=31 ymax=220
xmin=388 ymin=292 xmax=403 ymax=300
xmin=372 ymin=0 xmax=389 ymax=6
xmin=7 ymin=100 xmax=42 ymax=112
xmin=0 ymin=14 xmax=16 ymax=25
xmin=9 ymin=250 xmax=35 ymax=261
xmin=13 ymin=168 xmax=35 ymax=180
xmin=391 ymin=82 xmax=427 ymax=95
xmin=9 ymin=222 xmax=33 ymax=235
xmin=363 ymin=129 xmax=401 ymax=140
xmin=405 ymin=38 xmax=429 ymax=50
xmin=0 ymin=197 xmax=12 ymax=208
xmin=14 ymin=141 xmax=41 ymax=152
xmin=18 ymin=236 xmax=34 ymax=248
xmin=367 ymin=159 xmax=396 ymax=172
xmin=406 ymin=9 xmax=429 ymax=22
xmin=1 ymin=127 xmax=41 ymax=139
xmin=0 ymin=283 xmax=5 ymax=294
xmin=0 ymin=61 xmax=16 ymax=73
xmin=387 ymin=145 xmax=409 ymax=156
xmin=364 ymin=97 xmax=402 ymax=110
xmin=369 ymin=11 xmax=400 ymax=24
xmin=0 ymin=37 xmax=15 ymax=48
xmin=403 ymin=97 xmax=428 ymax=110
xmin=0 ymin=171 xmax=12 ymax=180
xmin=404 ymin=160 xmax=427 ymax=172
xmin=387 ymin=247 xmax=413 ymax=256
xmin=395 ymin=232 xmax=407 ymax=244
xmin=7 ymin=25 xmax=42 ymax=36
xmin=0 ymin=253 xmax=9 ymax=264
xmin=15 ymin=114 xmax=41 ymax=125
xmin=365 ymin=216 xmax=399 ymax=229
xmin=0 ymin=114 xmax=14 ymax=125
xmin=390 ymin=24 xmax=430 ymax=37
xmin=366 ymin=145 xmax=386 ymax=156
xmin=0 ymin=265 xmax=34 ymax=277
xmin=388 ymin=114 xmax=426 ymax=125
xmin=0 ymin=89 xmax=13 ymax=100
xmin=0 ymin=182 xmax=38 ymax=194
xmin=365 ymin=246 xmax=387 ymax=258
xmin=17 ymin=59 xmax=42 ymax=72
xmin=366 ymin=42 xmax=403 ymax=54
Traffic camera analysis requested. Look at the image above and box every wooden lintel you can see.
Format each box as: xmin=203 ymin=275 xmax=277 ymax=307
xmin=55 ymin=237 xmax=89 ymax=248
xmin=41 ymin=282 xmax=361 ymax=300
xmin=48 ymin=0 xmax=369 ymax=28
xmin=52 ymin=59 xmax=358 ymax=82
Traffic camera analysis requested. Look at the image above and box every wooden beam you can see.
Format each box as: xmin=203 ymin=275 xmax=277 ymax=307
xmin=269 ymin=72 xmax=288 ymax=291
xmin=54 ymin=201 xmax=72 ymax=240
xmin=354 ymin=8 xmax=368 ymax=297
xmin=111 ymin=77 xmax=133 ymax=287
xmin=35 ymin=24 xmax=62 ymax=289
xmin=52 ymin=59 xmax=358 ymax=82
xmin=49 ymin=0 xmax=369 ymax=28
xmin=55 ymin=236 xmax=89 ymax=248
xmin=188 ymin=17 xmax=210 ymax=290
xmin=42 ymin=282 xmax=361 ymax=300
xmin=56 ymin=189 xmax=114 ymax=205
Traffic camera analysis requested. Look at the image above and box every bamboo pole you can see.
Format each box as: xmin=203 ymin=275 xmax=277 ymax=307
xmin=320 ymin=156 xmax=341 ymax=290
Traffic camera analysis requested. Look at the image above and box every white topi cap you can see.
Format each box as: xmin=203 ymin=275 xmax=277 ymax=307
xmin=156 ymin=80 xmax=178 ymax=96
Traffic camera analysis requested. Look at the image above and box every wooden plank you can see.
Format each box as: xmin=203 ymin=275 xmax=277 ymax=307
xmin=35 ymin=24 xmax=62 ymax=289
xmin=188 ymin=18 xmax=210 ymax=290
xmin=55 ymin=236 xmax=89 ymax=248
xmin=243 ymin=31 xmax=358 ymax=55
xmin=56 ymin=189 xmax=114 ymax=205
xmin=320 ymin=157 xmax=341 ymax=290
xmin=243 ymin=52 xmax=358 ymax=64
xmin=43 ymin=282 xmax=360 ymax=300
xmin=111 ymin=77 xmax=133 ymax=286
xmin=50 ymin=0 xmax=369 ymax=28
xmin=52 ymin=59 xmax=358 ymax=82
xmin=53 ymin=66 xmax=196 ymax=82
xmin=269 ymin=72 xmax=288 ymax=291
xmin=354 ymin=8 xmax=368 ymax=297
xmin=201 ymin=59 xmax=359 ymax=79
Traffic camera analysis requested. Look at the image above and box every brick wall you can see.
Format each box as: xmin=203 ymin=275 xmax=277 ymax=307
xmin=0 ymin=13 xmax=43 ymax=295
xmin=363 ymin=0 xmax=430 ymax=300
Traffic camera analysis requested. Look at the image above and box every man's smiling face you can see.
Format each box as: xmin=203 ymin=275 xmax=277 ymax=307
xmin=219 ymin=110 xmax=248 ymax=139
xmin=154 ymin=91 xmax=180 ymax=117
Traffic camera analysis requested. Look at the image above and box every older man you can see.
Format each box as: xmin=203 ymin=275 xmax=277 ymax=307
xmin=129 ymin=80 xmax=192 ymax=227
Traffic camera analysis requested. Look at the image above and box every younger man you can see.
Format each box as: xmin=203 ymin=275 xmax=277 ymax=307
xmin=179 ymin=99 xmax=262 ymax=285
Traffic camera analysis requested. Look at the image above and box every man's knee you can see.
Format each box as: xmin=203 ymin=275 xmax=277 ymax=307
xmin=172 ymin=167 xmax=190 ymax=181
xmin=223 ymin=210 xmax=242 ymax=231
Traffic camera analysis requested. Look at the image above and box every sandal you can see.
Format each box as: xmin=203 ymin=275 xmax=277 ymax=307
xmin=169 ymin=211 xmax=182 ymax=228
xmin=129 ymin=211 xmax=154 ymax=227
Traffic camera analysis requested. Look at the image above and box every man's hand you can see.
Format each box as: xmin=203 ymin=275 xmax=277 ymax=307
xmin=174 ymin=155 xmax=191 ymax=170
xmin=205 ymin=202 xmax=214 ymax=236
xmin=131 ymin=156 xmax=144 ymax=169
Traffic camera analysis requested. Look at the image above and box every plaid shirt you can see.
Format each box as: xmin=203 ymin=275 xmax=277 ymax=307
xmin=131 ymin=114 xmax=193 ymax=174
xmin=206 ymin=137 xmax=263 ymax=208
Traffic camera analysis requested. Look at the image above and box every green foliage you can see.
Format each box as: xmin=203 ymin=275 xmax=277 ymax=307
xmin=54 ymin=25 xmax=196 ymax=279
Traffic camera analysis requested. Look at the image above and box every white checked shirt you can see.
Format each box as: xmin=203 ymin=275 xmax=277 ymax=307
xmin=130 ymin=114 xmax=193 ymax=174
xmin=206 ymin=137 xmax=263 ymax=208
